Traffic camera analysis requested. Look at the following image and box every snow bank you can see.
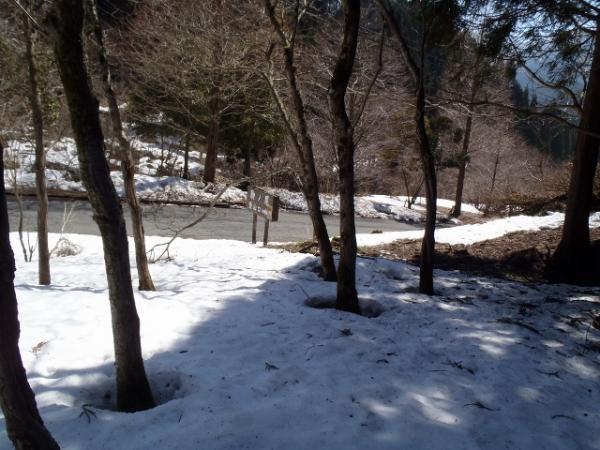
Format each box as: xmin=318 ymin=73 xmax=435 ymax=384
xmin=356 ymin=211 xmax=600 ymax=247
xmin=269 ymin=189 xmax=466 ymax=221
xmin=363 ymin=194 xmax=482 ymax=215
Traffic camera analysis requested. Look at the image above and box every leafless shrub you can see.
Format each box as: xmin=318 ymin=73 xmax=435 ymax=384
xmin=51 ymin=237 xmax=82 ymax=257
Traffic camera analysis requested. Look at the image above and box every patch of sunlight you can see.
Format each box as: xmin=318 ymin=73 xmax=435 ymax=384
xmin=410 ymin=391 xmax=460 ymax=426
xmin=363 ymin=399 xmax=398 ymax=419
xmin=564 ymin=357 xmax=600 ymax=379
xmin=517 ymin=387 xmax=540 ymax=402
xmin=458 ymin=331 xmax=521 ymax=357
xmin=542 ymin=340 xmax=564 ymax=349
xmin=35 ymin=390 xmax=76 ymax=407
xmin=437 ymin=303 xmax=466 ymax=312
xmin=567 ymin=295 xmax=600 ymax=304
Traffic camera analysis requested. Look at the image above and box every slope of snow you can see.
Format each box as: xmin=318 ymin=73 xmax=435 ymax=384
xmin=363 ymin=194 xmax=482 ymax=215
xmin=1 ymin=231 xmax=598 ymax=449
xmin=269 ymin=188 xmax=446 ymax=221
xmin=356 ymin=211 xmax=600 ymax=247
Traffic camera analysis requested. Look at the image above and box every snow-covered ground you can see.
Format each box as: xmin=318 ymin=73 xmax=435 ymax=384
xmin=1 ymin=219 xmax=599 ymax=449
xmin=4 ymin=138 xmax=482 ymax=222
xmin=356 ymin=211 xmax=600 ymax=247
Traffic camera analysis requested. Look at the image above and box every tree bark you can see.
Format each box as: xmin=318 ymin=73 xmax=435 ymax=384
xmin=453 ymin=158 xmax=467 ymax=216
xmin=183 ymin=133 xmax=190 ymax=180
xmin=452 ymin=88 xmax=477 ymax=218
xmin=85 ymin=0 xmax=155 ymax=291
xmin=296 ymin=123 xmax=337 ymax=282
xmin=22 ymin=11 xmax=50 ymax=285
xmin=329 ymin=0 xmax=360 ymax=313
xmin=550 ymin=23 xmax=600 ymax=283
xmin=264 ymin=0 xmax=337 ymax=281
xmin=47 ymin=0 xmax=155 ymax=412
xmin=376 ymin=0 xmax=437 ymax=294
xmin=203 ymin=99 xmax=220 ymax=184
xmin=452 ymin=48 xmax=484 ymax=218
xmin=241 ymin=145 xmax=252 ymax=191
xmin=416 ymin=83 xmax=437 ymax=295
xmin=0 ymin=143 xmax=60 ymax=450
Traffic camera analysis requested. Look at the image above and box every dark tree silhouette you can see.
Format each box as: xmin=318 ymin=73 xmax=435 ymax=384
xmin=0 ymin=142 xmax=60 ymax=449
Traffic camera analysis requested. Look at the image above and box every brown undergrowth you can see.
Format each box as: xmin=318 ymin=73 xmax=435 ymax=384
xmin=274 ymin=228 xmax=600 ymax=284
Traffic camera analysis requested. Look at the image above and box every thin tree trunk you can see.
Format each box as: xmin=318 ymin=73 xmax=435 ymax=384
xmin=86 ymin=0 xmax=155 ymax=291
xmin=22 ymin=11 xmax=50 ymax=285
xmin=183 ymin=133 xmax=190 ymax=180
xmin=416 ymin=83 xmax=437 ymax=295
xmin=241 ymin=145 xmax=251 ymax=191
xmin=452 ymin=49 xmax=484 ymax=218
xmin=550 ymin=25 xmax=600 ymax=282
xmin=264 ymin=0 xmax=337 ymax=281
xmin=0 ymin=143 xmax=60 ymax=450
xmin=13 ymin=178 xmax=30 ymax=262
xmin=329 ymin=0 xmax=360 ymax=313
xmin=282 ymin=49 xmax=336 ymax=281
xmin=48 ymin=0 xmax=155 ymax=412
xmin=203 ymin=102 xmax=220 ymax=184
xmin=453 ymin=161 xmax=467 ymax=216
xmin=452 ymin=102 xmax=475 ymax=218
xmin=376 ymin=0 xmax=437 ymax=294
xmin=489 ymin=149 xmax=500 ymax=197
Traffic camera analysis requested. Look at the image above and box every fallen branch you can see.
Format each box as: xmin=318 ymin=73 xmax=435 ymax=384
xmin=147 ymin=175 xmax=255 ymax=263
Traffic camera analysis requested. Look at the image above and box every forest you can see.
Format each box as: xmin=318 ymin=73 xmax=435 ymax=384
xmin=0 ymin=0 xmax=599 ymax=449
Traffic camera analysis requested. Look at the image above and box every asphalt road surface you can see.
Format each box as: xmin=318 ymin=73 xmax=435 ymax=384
xmin=7 ymin=198 xmax=420 ymax=243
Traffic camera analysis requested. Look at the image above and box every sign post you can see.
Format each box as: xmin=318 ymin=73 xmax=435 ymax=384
xmin=247 ymin=187 xmax=280 ymax=245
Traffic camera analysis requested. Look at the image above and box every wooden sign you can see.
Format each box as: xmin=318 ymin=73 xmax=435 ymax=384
xmin=247 ymin=188 xmax=280 ymax=222
xmin=247 ymin=187 xmax=280 ymax=245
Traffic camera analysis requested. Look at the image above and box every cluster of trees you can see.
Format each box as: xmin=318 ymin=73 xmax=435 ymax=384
xmin=0 ymin=0 xmax=599 ymax=448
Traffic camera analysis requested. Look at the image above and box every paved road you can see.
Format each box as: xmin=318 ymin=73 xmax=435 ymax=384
xmin=7 ymin=198 xmax=420 ymax=243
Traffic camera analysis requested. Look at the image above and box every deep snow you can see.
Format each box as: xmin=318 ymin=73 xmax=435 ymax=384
xmin=1 ymin=219 xmax=599 ymax=449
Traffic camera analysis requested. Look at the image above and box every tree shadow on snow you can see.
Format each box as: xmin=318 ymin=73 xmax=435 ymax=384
xmin=7 ymin=245 xmax=600 ymax=450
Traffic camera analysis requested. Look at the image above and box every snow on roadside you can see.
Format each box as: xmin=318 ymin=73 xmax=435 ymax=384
xmin=1 ymin=232 xmax=598 ymax=450
xmin=356 ymin=211 xmax=600 ymax=247
xmin=6 ymin=137 xmax=483 ymax=222
xmin=362 ymin=194 xmax=482 ymax=215
xmin=269 ymin=188 xmax=431 ymax=221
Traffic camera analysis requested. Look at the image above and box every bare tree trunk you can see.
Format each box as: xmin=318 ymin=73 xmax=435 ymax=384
xmin=22 ymin=11 xmax=50 ymax=285
xmin=263 ymin=0 xmax=337 ymax=281
xmin=551 ymin=24 xmax=600 ymax=283
xmin=241 ymin=145 xmax=252 ymax=191
xmin=86 ymin=0 xmax=155 ymax=291
xmin=416 ymin=84 xmax=437 ymax=295
xmin=490 ymin=149 xmax=500 ymax=196
xmin=48 ymin=0 xmax=155 ymax=412
xmin=183 ymin=133 xmax=190 ymax=180
xmin=452 ymin=105 xmax=474 ymax=218
xmin=376 ymin=0 xmax=437 ymax=294
xmin=203 ymin=100 xmax=220 ymax=184
xmin=452 ymin=50 xmax=483 ymax=219
xmin=0 ymin=143 xmax=60 ymax=450
xmin=329 ymin=0 xmax=360 ymax=313
xmin=13 ymin=173 xmax=31 ymax=262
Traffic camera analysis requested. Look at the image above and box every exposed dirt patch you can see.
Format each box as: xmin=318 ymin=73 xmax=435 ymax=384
xmin=361 ymin=228 xmax=600 ymax=284
xmin=274 ymin=228 xmax=600 ymax=284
